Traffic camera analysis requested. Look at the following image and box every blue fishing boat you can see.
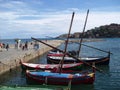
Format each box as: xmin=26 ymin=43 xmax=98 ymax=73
xmin=26 ymin=70 xmax=95 ymax=85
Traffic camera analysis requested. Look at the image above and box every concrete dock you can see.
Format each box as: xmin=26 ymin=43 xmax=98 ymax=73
xmin=0 ymin=40 xmax=63 ymax=75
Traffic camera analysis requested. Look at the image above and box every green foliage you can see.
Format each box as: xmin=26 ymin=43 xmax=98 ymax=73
xmin=57 ymin=23 xmax=120 ymax=38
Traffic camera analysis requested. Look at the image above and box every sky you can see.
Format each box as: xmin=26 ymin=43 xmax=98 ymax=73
xmin=0 ymin=0 xmax=120 ymax=39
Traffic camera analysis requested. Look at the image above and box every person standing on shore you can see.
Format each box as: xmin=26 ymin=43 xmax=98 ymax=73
xmin=25 ymin=41 xmax=28 ymax=50
xmin=15 ymin=39 xmax=21 ymax=49
xmin=6 ymin=43 xmax=9 ymax=51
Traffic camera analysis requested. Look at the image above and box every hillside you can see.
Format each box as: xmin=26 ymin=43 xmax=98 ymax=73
xmin=56 ymin=23 xmax=120 ymax=38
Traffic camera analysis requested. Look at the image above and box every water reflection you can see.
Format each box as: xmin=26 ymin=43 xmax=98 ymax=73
xmin=72 ymin=84 xmax=94 ymax=90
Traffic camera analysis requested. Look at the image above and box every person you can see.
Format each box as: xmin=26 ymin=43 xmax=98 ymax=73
xmin=0 ymin=43 xmax=2 ymax=51
xmin=19 ymin=43 xmax=22 ymax=49
xmin=6 ymin=43 xmax=9 ymax=51
xmin=34 ymin=41 xmax=39 ymax=50
xmin=2 ymin=43 xmax=5 ymax=48
xmin=22 ymin=45 xmax=25 ymax=50
xmin=15 ymin=39 xmax=21 ymax=49
xmin=25 ymin=41 xmax=28 ymax=50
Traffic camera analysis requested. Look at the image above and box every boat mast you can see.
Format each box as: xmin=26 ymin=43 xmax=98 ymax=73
xmin=59 ymin=12 xmax=75 ymax=73
xmin=77 ymin=9 xmax=89 ymax=58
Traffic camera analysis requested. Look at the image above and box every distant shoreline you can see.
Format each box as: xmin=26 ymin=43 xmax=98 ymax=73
xmin=66 ymin=38 xmax=105 ymax=43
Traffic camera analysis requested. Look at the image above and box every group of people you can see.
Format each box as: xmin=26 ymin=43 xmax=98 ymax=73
xmin=0 ymin=40 xmax=40 ymax=51
xmin=0 ymin=43 xmax=9 ymax=51
xmin=16 ymin=41 xmax=28 ymax=50
xmin=19 ymin=41 xmax=40 ymax=50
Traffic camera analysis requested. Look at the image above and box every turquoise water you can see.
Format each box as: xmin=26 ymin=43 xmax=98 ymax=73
xmin=0 ymin=38 xmax=120 ymax=90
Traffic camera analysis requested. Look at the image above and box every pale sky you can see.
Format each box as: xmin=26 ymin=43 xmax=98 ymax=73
xmin=0 ymin=0 xmax=120 ymax=39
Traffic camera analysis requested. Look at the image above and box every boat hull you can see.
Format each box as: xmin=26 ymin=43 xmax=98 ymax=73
xmin=47 ymin=55 xmax=110 ymax=65
xmin=26 ymin=70 xmax=95 ymax=85
xmin=21 ymin=62 xmax=83 ymax=71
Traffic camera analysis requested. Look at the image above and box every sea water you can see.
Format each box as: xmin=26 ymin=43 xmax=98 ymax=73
xmin=0 ymin=38 xmax=120 ymax=90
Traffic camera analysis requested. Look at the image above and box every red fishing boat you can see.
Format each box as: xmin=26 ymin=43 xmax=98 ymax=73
xmin=20 ymin=62 xmax=83 ymax=71
xmin=26 ymin=70 xmax=95 ymax=85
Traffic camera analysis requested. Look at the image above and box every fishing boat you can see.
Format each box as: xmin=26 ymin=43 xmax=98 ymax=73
xmin=20 ymin=62 xmax=83 ymax=71
xmin=47 ymin=52 xmax=110 ymax=65
xmin=26 ymin=70 xmax=95 ymax=85
xmin=47 ymin=49 xmax=78 ymax=56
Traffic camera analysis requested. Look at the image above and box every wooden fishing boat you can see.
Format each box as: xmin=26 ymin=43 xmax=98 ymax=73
xmin=47 ymin=53 xmax=110 ymax=65
xmin=47 ymin=49 xmax=78 ymax=57
xmin=26 ymin=70 xmax=95 ymax=85
xmin=20 ymin=62 xmax=83 ymax=71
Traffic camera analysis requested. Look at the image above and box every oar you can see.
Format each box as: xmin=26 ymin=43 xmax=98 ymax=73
xmin=31 ymin=37 xmax=104 ymax=73
xmin=82 ymin=43 xmax=112 ymax=54
xmin=74 ymin=41 xmax=112 ymax=54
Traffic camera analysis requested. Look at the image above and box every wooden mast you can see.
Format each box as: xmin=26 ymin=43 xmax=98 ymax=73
xmin=77 ymin=9 xmax=89 ymax=57
xmin=59 ymin=12 xmax=75 ymax=73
